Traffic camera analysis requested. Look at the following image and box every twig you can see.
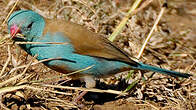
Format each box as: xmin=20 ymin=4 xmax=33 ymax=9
xmin=137 ymin=5 xmax=166 ymax=59
xmin=1 ymin=0 xmax=19 ymax=26
xmin=38 ymin=84 xmax=127 ymax=95
xmin=0 ymin=45 xmax=11 ymax=77
xmin=14 ymin=42 xmax=69 ymax=45
xmin=26 ymin=86 xmax=72 ymax=96
xmin=131 ymin=0 xmax=154 ymax=15
xmin=0 ymin=85 xmax=26 ymax=94
xmin=108 ymin=0 xmax=143 ymax=42
xmin=1 ymin=41 xmax=68 ymax=47
xmin=0 ymin=55 xmax=36 ymax=87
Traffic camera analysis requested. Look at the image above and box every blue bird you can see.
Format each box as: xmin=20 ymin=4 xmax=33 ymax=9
xmin=7 ymin=10 xmax=191 ymax=100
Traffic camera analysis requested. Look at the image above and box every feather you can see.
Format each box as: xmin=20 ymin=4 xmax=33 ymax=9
xmin=43 ymin=19 xmax=138 ymax=65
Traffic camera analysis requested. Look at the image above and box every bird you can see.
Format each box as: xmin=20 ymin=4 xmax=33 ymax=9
xmin=7 ymin=10 xmax=191 ymax=101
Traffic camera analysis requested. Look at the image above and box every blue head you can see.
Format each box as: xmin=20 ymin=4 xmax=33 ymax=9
xmin=7 ymin=10 xmax=45 ymax=41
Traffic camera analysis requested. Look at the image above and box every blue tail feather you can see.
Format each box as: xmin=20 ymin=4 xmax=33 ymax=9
xmin=135 ymin=63 xmax=191 ymax=78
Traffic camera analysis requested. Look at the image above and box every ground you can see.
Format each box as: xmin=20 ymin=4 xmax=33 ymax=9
xmin=0 ymin=0 xmax=195 ymax=110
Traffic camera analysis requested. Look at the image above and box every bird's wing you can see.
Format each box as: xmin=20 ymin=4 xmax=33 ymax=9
xmin=44 ymin=19 xmax=138 ymax=65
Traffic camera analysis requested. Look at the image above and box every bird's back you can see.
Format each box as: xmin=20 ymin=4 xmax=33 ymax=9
xmin=43 ymin=19 xmax=139 ymax=66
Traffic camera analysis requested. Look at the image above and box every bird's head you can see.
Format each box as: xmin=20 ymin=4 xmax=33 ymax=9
xmin=7 ymin=10 xmax=45 ymax=41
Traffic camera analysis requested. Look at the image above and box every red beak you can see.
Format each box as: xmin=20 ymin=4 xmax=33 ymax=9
xmin=10 ymin=24 xmax=20 ymax=38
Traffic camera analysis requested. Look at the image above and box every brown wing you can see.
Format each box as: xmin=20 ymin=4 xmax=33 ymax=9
xmin=44 ymin=19 xmax=138 ymax=65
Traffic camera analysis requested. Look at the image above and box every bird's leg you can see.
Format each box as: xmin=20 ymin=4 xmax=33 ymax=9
xmin=73 ymin=75 xmax=96 ymax=102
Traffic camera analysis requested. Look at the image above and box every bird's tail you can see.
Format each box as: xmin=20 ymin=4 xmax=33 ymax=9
xmin=135 ymin=63 xmax=191 ymax=78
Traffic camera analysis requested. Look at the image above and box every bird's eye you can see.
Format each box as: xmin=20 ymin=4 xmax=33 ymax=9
xmin=27 ymin=22 xmax=33 ymax=29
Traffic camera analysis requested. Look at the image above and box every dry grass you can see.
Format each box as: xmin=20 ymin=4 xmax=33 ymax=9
xmin=0 ymin=0 xmax=195 ymax=109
